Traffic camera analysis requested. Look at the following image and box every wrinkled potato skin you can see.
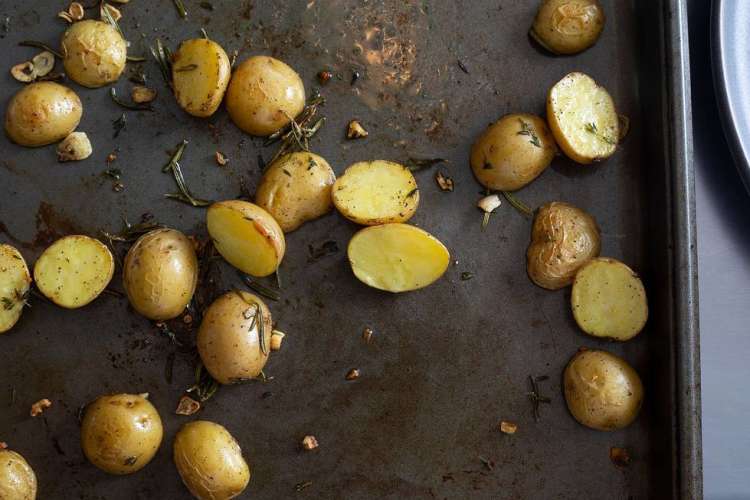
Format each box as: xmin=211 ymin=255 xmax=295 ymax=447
xmin=4 ymin=82 xmax=82 ymax=147
xmin=563 ymin=349 xmax=643 ymax=431
xmin=174 ymin=421 xmax=250 ymax=500
xmin=526 ymin=202 xmax=600 ymax=289
xmin=255 ymin=152 xmax=336 ymax=232
xmin=123 ymin=228 xmax=199 ymax=321
xmin=0 ymin=449 xmax=37 ymax=500
xmin=81 ymin=393 xmax=163 ymax=475
xmin=226 ymin=56 xmax=305 ymax=136
xmin=470 ymin=113 xmax=556 ymax=191
xmin=531 ymin=0 xmax=605 ymax=55
xmin=197 ymin=291 xmax=273 ymax=385
xmin=62 ymin=20 xmax=127 ymax=88
xmin=172 ymin=39 xmax=231 ymax=117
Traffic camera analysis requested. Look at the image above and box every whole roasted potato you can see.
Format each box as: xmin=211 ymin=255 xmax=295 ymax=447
xmin=174 ymin=421 xmax=250 ymax=500
xmin=172 ymin=38 xmax=231 ymax=117
xmin=226 ymin=56 xmax=305 ymax=136
xmin=81 ymin=393 xmax=163 ymax=475
xmin=61 ymin=20 xmax=127 ymax=88
xmin=123 ymin=228 xmax=199 ymax=321
xmin=563 ymin=349 xmax=643 ymax=431
xmin=197 ymin=291 xmax=273 ymax=384
xmin=0 ymin=244 xmax=32 ymax=334
xmin=255 ymin=152 xmax=336 ymax=232
xmin=4 ymin=82 xmax=82 ymax=147
xmin=470 ymin=113 xmax=556 ymax=191
xmin=530 ymin=0 xmax=605 ymax=55
xmin=0 ymin=448 xmax=37 ymax=499
xmin=526 ymin=202 xmax=600 ymax=289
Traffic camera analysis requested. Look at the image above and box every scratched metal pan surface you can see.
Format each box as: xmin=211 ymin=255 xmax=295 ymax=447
xmin=0 ymin=0 xmax=700 ymax=498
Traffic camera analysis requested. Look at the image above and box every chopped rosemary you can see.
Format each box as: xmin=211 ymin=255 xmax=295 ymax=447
xmin=1 ymin=297 xmax=14 ymax=310
xmin=172 ymin=0 xmax=188 ymax=18
xmin=501 ymin=191 xmax=533 ymax=217
xmin=150 ymin=38 xmax=173 ymax=86
xmin=265 ymin=91 xmax=326 ymax=166
xmin=584 ymin=122 xmax=617 ymax=145
xmin=457 ymin=59 xmax=469 ymax=74
xmin=233 ymin=289 xmax=267 ymax=355
xmin=199 ymin=1 xmax=214 ymax=10
xmin=162 ymin=140 xmax=212 ymax=207
xmin=165 ymin=352 xmax=175 ymax=384
xmin=174 ymin=64 xmax=198 ymax=72
xmin=101 ymin=218 xmax=163 ymax=243
xmin=460 ymin=272 xmax=474 ymax=281
xmin=308 ymin=240 xmax=339 ymax=262
xmin=239 ymin=272 xmax=280 ymax=301
xmin=112 ymin=113 xmax=126 ymax=138
xmin=295 ymin=481 xmax=313 ymax=492
xmin=527 ymin=375 xmax=551 ymax=422
xmin=405 ymin=157 xmax=447 ymax=172
xmin=110 ymin=88 xmax=154 ymax=111
xmin=19 ymin=41 xmax=63 ymax=59
xmin=517 ymin=119 xmax=542 ymax=148
xmin=200 ymin=28 xmax=209 ymax=40
xmin=126 ymin=55 xmax=146 ymax=62
xmin=187 ymin=363 xmax=219 ymax=402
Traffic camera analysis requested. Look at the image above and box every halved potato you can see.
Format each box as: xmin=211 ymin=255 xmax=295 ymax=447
xmin=333 ymin=161 xmax=419 ymax=226
xmin=571 ymin=258 xmax=648 ymax=341
xmin=207 ymin=200 xmax=285 ymax=277
xmin=547 ymin=72 xmax=619 ymax=164
xmin=172 ymin=38 xmax=231 ymax=118
xmin=348 ymin=223 xmax=450 ymax=292
xmin=0 ymin=245 xmax=32 ymax=334
xmin=33 ymin=235 xmax=114 ymax=309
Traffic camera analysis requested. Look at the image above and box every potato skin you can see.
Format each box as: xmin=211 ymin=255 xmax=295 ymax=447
xmin=470 ymin=113 xmax=556 ymax=191
xmin=61 ymin=20 xmax=127 ymax=88
xmin=123 ymin=228 xmax=199 ymax=321
xmin=531 ymin=0 xmax=605 ymax=55
xmin=526 ymin=202 xmax=600 ymax=289
xmin=0 ymin=449 xmax=37 ymax=500
xmin=563 ymin=349 xmax=643 ymax=431
xmin=0 ymin=244 xmax=32 ymax=334
xmin=174 ymin=421 xmax=250 ymax=500
xmin=197 ymin=291 xmax=272 ymax=384
xmin=172 ymin=38 xmax=231 ymax=117
xmin=226 ymin=56 xmax=305 ymax=136
xmin=81 ymin=393 xmax=163 ymax=475
xmin=4 ymin=82 xmax=82 ymax=147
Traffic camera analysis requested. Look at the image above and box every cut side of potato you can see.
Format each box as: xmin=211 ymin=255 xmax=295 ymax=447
xmin=347 ymin=223 xmax=450 ymax=293
xmin=207 ymin=200 xmax=286 ymax=278
xmin=571 ymin=258 xmax=648 ymax=341
xmin=0 ymin=245 xmax=32 ymax=334
xmin=333 ymin=161 xmax=419 ymax=226
xmin=547 ymin=72 xmax=619 ymax=164
xmin=172 ymin=38 xmax=231 ymax=118
xmin=33 ymin=235 xmax=114 ymax=309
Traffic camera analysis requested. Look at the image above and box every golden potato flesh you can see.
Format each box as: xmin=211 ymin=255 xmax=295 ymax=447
xmin=0 ymin=449 xmax=37 ymax=500
xmin=33 ymin=235 xmax=114 ymax=309
xmin=526 ymin=202 xmax=600 ymax=290
xmin=4 ymin=82 xmax=82 ymax=147
xmin=122 ymin=228 xmax=199 ymax=321
xmin=571 ymin=258 xmax=648 ymax=341
xmin=255 ymin=152 xmax=336 ymax=232
xmin=348 ymin=223 xmax=450 ymax=293
xmin=332 ymin=161 xmax=419 ymax=226
xmin=81 ymin=393 xmax=163 ymax=475
xmin=172 ymin=38 xmax=231 ymax=117
xmin=531 ymin=0 xmax=605 ymax=55
xmin=174 ymin=421 xmax=250 ymax=500
xmin=61 ymin=20 xmax=127 ymax=88
xmin=563 ymin=349 xmax=643 ymax=431
xmin=226 ymin=56 xmax=305 ymax=136
xmin=197 ymin=291 xmax=272 ymax=384
xmin=0 ymin=245 xmax=32 ymax=334
xmin=470 ymin=113 xmax=557 ymax=191
xmin=207 ymin=200 xmax=286 ymax=277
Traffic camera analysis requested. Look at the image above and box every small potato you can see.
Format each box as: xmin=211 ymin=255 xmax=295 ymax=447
xmin=61 ymin=20 xmax=127 ymax=88
xmin=172 ymin=38 xmax=231 ymax=118
xmin=348 ymin=223 xmax=450 ymax=293
xmin=226 ymin=56 xmax=305 ymax=136
xmin=526 ymin=202 xmax=600 ymax=289
xmin=33 ymin=235 xmax=114 ymax=309
xmin=470 ymin=113 xmax=557 ymax=191
xmin=207 ymin=200 xmax=285 ymax=277
xmin=123 ymin=228 xmax=199 ymax=321
xmin=530 ymin=0 xmax=605 ymax=55
xmin=4 ymin=82 xmax=82 ymax=147
xmin=0 ymin=245 xmax=32 ymax=334
xmin=332 ymin=161 xmax=419 ymax=226
xmin=563 ymin=349 xmax=643 ymax=431
xmin=547 ymin=72 xmax=619 ymax=164
xmin=174 ymin=421 xmax=250 ymax=500
xmin=255 ymin=152 xmax=336 ymax=232
xmin=571 ymin=258 xmax=648 ymax=341
xmin=0 ymin=449 xmax=37 ymax=500
xmin=81 ymin=393 xmax=163 ymax=475
xmin=197 ymin=291 xmax=273 ymax=384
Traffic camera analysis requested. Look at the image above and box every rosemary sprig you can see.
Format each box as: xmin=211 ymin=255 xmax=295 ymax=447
xmin=162 ymin=140 xmax=212 ymax=207
xmin=101 ymin=218 xmax=164 ymax=243
xmin=110 ymin=88 xmax=154 ymax=111
xmin=100 ymin=2 xmax=125 ymax=40
xmin=1 ymin=297 xmax=14 ymax=310
xmin=150 ymin=38 xmax=173 ymax=86
xmin=527 ymin=375 xmax=551 ymax=422
xmin=172 ymin=0 xmax=188 ymax=18
xmin=584 ymin=122 xmax=617 ymax=145
xmin=404 ymin=157 xmax=447 ymax=172
xmin=517 ymin=119 xmax=542 ymax=148
xmin=239 ymin=272 xmax=280 ymax=301
xmin=233 ymin=289 xmax=268 ymax=355
xmin=19 ymin=41 xmax=63 ymax=59
xmin=200 ymin=28 xmax=209 ymax=40
xmin=112 ymin=113 xmax=126 ymax=138
xmin=501 ymin=191 xmax=533 ymax=217
xmin=265 ymin=91 xmax=326 ymax=166
xmin=187 ymin=363 xmax=219 ymax=402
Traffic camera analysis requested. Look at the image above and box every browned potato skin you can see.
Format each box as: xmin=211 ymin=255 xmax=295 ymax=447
xmin=0 ymin=449 xmax=37 ymax=499
xmin=526 ymin=202 xmax=600 ymax=289
xmin=197 ymin=291 xmax=273 ymax=385
xmin=4 ymin=82 xmax=82 ymax=147
xmin=530 ymin=0 xmax=605 ymax=55
xmin=172 ymin=38 xmax=231 ymax=117
xmin=470 ymin=113 xmax=556 ymax=191
xmin=255 ymin=152 xmax=336 ymax=232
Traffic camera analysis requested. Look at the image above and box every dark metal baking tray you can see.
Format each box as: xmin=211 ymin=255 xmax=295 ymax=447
xmin=0 ymin=0 xmax=701 ymax=498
